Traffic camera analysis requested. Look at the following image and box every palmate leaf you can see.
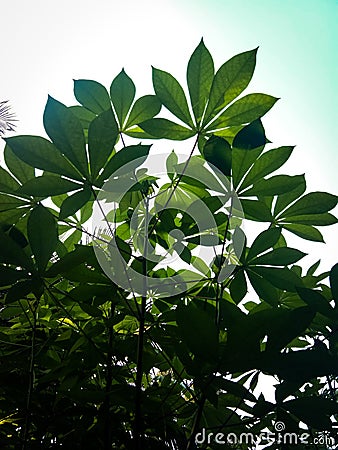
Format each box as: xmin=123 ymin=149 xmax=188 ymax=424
xmin=283 ymin=224 xmax=324 ymax=242
xmin=43 ymin=96 xmax=89 ymax=178
xmin=0 ymin=167 xmax=21 ymax=194
xmin=74 ymin=79 xmax=111 ymax=114
xmin=278 ymin=192 xmax=338 ymax=218
xmin=110 ymin=69 xmax=136 ymax=127
xmin=246 ymin=227 xmax=281 ymax=261
xmin=207 ymin=93 xmax=278 ymax=130
xmin=239 ymin=146 xmax=294 ymax=191
xmin=124 ymin=95 xmax=161 ymax=129
xmin=97 ymin=144 xmax=151 ymax=184
xmin=241 ymin=175 xmax=305 ymax=197
xmin=28 ymin=204 xmax=58 ymax=273
xmin=59 ymin=186 xmax=92 ymax=220
xmin=187 ymin=38 xmax=214 ymax=124
xmin=139 ymin=118 xmax=194 ymax=140
xmin=18 ymin=175 xmax=82 ymax=197
xmin=88 ymin=108 xmax=119 ymax=180
xmin=152 ymin=67 xmax=193 ymax=126
xmin=5 ymin=136 xmax=83 ymax=181
xmin=203 ymin=48 xmax=258 ymax=126
xmin=249 ymin=247 xmax=306 ymax=266
xmin=4 ymin=144 xmax=35 ymax=185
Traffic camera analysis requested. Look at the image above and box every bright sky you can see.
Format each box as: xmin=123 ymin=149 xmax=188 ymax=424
xmin=1 ymin=0 xmax=337 ymax=270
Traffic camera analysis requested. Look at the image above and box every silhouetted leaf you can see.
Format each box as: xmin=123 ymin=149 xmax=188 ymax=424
xmin=43 ymin=96 xmax=89 ymax=177
xmin=28 ymin=205 xmax=58 ymax=272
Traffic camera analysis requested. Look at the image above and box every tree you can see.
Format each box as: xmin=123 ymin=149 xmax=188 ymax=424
xmin=0 ymin=39 xmax=337 ymax=450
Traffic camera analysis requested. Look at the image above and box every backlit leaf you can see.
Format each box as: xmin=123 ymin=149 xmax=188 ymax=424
xmin=152 ymin=67 xmax=193 ymax=126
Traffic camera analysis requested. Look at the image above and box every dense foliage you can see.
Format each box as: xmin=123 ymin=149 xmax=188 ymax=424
xmin=0 ymin=40 xmax=337 ymax=449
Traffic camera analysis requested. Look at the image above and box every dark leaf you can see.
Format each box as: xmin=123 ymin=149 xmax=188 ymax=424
xmin=201 ymin=135 xmax=232 ymax=176
xmin=28 ymin=205 xmax=58 ymax=272
xmin=88 ymin=109 xmax=119 ymax=180
xmin=43 ymin=96 xmax=89 ymax=177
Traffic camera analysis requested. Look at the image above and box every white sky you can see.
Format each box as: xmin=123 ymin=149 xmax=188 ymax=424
xmin=1 ymin=0 xmax=337 ymax=272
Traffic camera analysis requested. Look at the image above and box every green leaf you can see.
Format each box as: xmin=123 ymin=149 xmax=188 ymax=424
xmin=252 ymin=266 xmax=303 ymax=292
xmin=208 ymin=94 xmax=277 ymax=129
xmin=0 ymin=167 xmax=21 ymax=194
xmin=46 ymin=245 xmax=98 ymax=277
xmin=5 ymin=136 xmax=82 ymax=181
xmin=241 ymin=199 xmax=273 ymax=222
xmin=282 ymin=224 xmax=324 ymax=242
xmin=4 ymin=144 xmax=35 ymax=184
xmin=241 ymin=175 xmax=305 ymax=197
xmin=201 ymin=135 xmax=232 ymax=176
xmin=166 ymin=150 xmax=178 ymax=179
xmin=19 ymin=175 xmax=81 ymax=197
xmin=250 ymin=247 xmax=306 ymax=266
xmin=247 ymin=228 xmax=281 ymax=261
xmin=280 ymin=192 xmax=338 ymax=218
xmin=28 ymin=205 xmax=58 ymax=272
xmin=125 ymin=95 xmax=161 ymax=129
xmin=232 ymin=147 xmax=263 ymax=189
xmin=97 ymin=144 xmax=151 ymax=183
xmin=0 ymin=228 xmax=33 ymax=270
xmin=0 ymin=193 xmax=28 ymax=212
xmin=187 ymin=38 xmax=214 ymax=123
xmin=330 ymin=263 xmax=338 ymax=302
xmin=240 ymin=146 xmax=294 ymax=191
xmin=203 ymin=48 xmax=257 ymax=125
xmin=110 ymin=69 xmax=136 ymax=127
xmin=274 ymin=180 xmax=306 ymax=217
xmin=123 ymin=126 xmax=161 ymax=140
xmin=229 ymin=270 xmax=247 ymax=304
xmin=74 ymin=79 xmax=111 ymax=114
xmin=246 ymin=269 xmax=279 ymax=306
xmin=59 ymin=186 xmax=92 ymax=220
xmin=43 ymin=96 xmax=89 ymax=177
xmin=139 ymin=118 xmax=194 ymax=140
xmin=152 ymin=67 xmax=193 ymax=126
xmin=280 ymin=213 xmax=337 ymax=226
xmin=88 ymin=109 xmax=119 ymax=180
xmin=69 ymin=105 xmax=96 ymax=129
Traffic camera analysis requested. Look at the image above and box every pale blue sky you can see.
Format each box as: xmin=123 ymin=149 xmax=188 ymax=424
xmin=1 ymin=0 xmax=337 ymax=268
